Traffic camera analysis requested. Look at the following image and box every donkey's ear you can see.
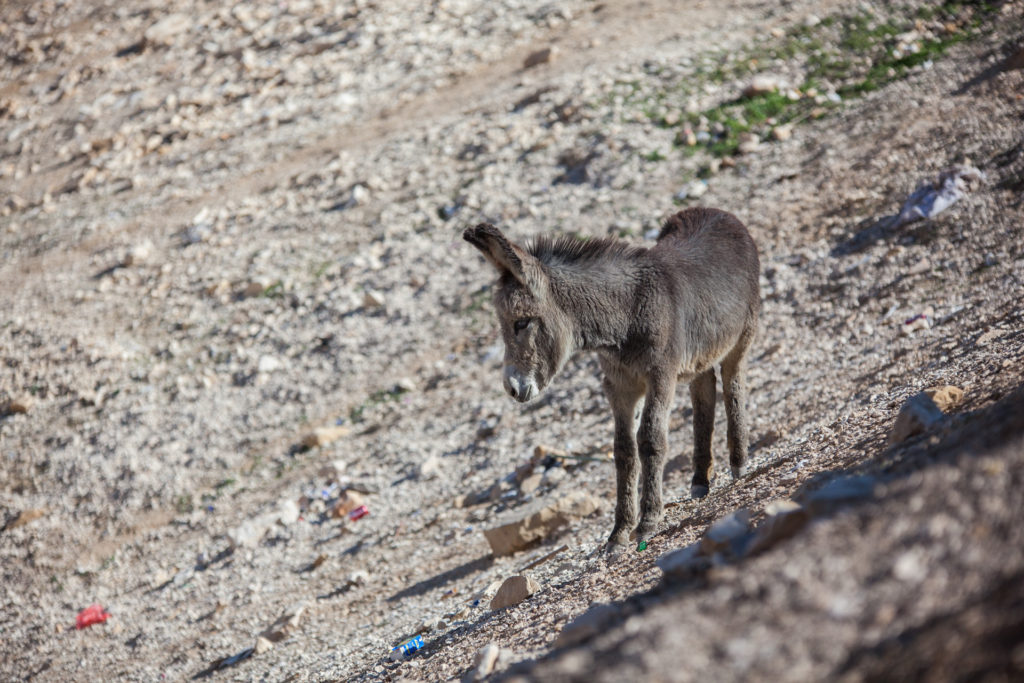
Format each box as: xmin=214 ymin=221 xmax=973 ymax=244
xmin=464 ymin=223 xmax=543 ymax=291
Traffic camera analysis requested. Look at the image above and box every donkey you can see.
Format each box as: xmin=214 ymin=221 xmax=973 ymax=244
xmin=464 ymin=207 xmax=760 ymax=549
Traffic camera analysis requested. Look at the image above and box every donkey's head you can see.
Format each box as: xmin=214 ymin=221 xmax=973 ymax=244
xmin=464 ymin=223 xmax=573 ymax=402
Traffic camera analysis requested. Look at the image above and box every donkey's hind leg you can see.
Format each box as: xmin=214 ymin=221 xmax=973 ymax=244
xmin=689 ymin=368 xmax=716 ymax=498
xmin=721 ymin=332 xmax=754 ymax=480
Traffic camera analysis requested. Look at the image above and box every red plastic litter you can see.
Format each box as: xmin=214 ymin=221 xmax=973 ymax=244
xmin=348 ymin=505 xmax=369 ymax=521
xmin=76 ymin=604 xmax=110 ymax=629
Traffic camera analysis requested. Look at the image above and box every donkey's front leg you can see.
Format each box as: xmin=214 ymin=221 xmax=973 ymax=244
xmin=601 ymin=368 xmax=644 ymax=549
xmin=636 ymin=375 xmax=677 ymax=543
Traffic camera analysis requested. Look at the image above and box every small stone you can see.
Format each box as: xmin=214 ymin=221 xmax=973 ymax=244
xmin=144 ymin=14 xmax=191 ymax=46
xmin=743 ymin=74 xmax=783 ymax=97
xmin=469 ymin=642 xmax=501 ymax=680
xmin=417 ymin=455 xmax=442 ymax=480
xmin=519 ymin=472 xmax=543 ymax=495
xmin=889 ymin=392 xmax=945 ymax=444
xmin=524 ymin=47 xmax=556 ymax=69
xmin=483 ymin=491 xmax=600 ymax=556
xmin=6 ymin=508 xmax=46 ymax=530
xmin=6 ymin=394 xmax=35 ymax=414
xmin=257 ymin=355 xmax=283 ymax=374
xmin=317 ymin=458 xmax=347 ymax=481
xmin=490 ymin=575 xmax=539 ymax=610
xmin=363 ymin=289 xmax=386 ymax=309
xmin=541 ymin=466 xmax=567 ymax=485
xmin=924 ymin=385 xmax=964 ymax=413
xmin=276 ymin=499 xmax=300 ymax=525
xmin=254 ymin=636 xmax=274 ymax=655
xmin=123 ymin=241 xmax=152 ymax=266
xmin=331 ymin=490 xmax=365 ymax=518
xmin=771 ymin=125 xmax=793 ymax=141
xmin=228 ymin=518 xmax=271 ymax=548
xmin=736 ymin=133 xmax=761 ymax=154
xmin=241 ymin=280 xmax=267 ymax=298
xmin=260 ymin=601 xmax=307 ymax=643
xmin=675 ymin=179 xmax=708 ymax=201
xmin=302 ymin=426 xmax=351 ymax=449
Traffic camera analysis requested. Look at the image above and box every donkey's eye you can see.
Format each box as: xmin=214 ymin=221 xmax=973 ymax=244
xmin=513 ymin=318 xmax=531 ymax=334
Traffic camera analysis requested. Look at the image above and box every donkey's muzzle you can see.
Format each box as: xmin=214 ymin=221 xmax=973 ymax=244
xmin=503 ymin=366 xmax=537 ymax=403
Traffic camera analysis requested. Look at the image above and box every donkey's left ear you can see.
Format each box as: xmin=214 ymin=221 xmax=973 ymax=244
xmin=464 ymin=223 xmax=544 ymax=291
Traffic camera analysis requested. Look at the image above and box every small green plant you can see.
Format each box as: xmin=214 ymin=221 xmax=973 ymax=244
xmin=349 ymin=385 xmax=410 ymax=423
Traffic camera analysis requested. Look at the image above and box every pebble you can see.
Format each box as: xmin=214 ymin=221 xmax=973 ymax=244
xmin=524 ymin=47 xmax=556 ymax=69
xmin=743 ymin=74 xmax=783 ymax=97
xmin=490 ymin=575 xmax=539 ymax=610
xmin=675 ymin=179 xmax=708 ymax=201
xmin=5 ymin=394 xmax=35 ymax=414
xmin=304 ymin=426 xmax=351 ymax=449
xmin=144 ymin=14 xmax=191 ymax=47
xmin=771 ymin=125 xmax=793 ymax=141
xmin=923 ymin=385 xmax=964 ymax=413
xmin=417 ymin=454 xmax=443 ymax=480
xmin=468 ymin=642 xmax=502 ymax=681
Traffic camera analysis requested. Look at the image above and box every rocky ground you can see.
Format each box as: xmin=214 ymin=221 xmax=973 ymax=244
xmin=2 ymin=0 xmax=1024 ymax=681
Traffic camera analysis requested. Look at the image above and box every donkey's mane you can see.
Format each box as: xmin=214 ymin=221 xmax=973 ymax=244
xmin=528 ymin=234 xmax=645 ymax=268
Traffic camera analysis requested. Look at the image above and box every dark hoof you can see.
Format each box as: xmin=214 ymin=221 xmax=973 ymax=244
xmin=731 ymin=465 xmax=746 ymax=480
xmin=690 ymin=483 xmax=710 ymax=499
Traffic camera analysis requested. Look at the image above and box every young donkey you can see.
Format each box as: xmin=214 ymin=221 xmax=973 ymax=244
xmin=464 ymin=207 xmax=761 ymax=548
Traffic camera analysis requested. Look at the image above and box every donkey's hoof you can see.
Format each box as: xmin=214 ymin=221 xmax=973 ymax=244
xmin=690 ymin=483 xmax=710 ymax=499
xmin=731 ymin=465 xmax=746 ymax=480
xmin=602 ymin=538 xmax=630 ymax=558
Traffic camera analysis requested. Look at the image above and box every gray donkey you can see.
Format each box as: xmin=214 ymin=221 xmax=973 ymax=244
xmin=464 ymin=207 xmax=760 ymax=549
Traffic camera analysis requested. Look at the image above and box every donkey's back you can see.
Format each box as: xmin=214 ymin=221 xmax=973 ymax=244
xmin=647 ymin=208 xmax=760 ymax=383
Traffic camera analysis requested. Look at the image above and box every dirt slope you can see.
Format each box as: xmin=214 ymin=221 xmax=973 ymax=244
xmin=1 ymin=1 xmax=1023 ymax=681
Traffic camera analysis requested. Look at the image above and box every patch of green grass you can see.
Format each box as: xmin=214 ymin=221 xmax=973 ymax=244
xmin=641 ymin=150 xmax=667 ymax=162
xmin=668 ymin=2 xmax=997 ymax=158
xmin=349 ymin=385 xmax=409 ymax=423
xmin=262 ymin=280 xmax=284 ymax=298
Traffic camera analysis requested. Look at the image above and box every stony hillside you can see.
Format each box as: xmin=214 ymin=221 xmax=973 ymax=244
xmin=2 ymin=1 xmax=1023 ymax=681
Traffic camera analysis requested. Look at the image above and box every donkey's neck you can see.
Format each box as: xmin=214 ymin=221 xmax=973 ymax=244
xmin=544 ymin=256 xmax=645 ymax=352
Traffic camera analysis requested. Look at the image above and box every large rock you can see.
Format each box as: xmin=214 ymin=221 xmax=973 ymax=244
xmin=490 ymin=575 xmax=539 ymax=610
xmin=889 ymin=392 xmax=946 ymax=444
xmin=699 ymin=508 xmax=752 ymax=557
xmin=483 ymin=491 xmax=600 ymax=556
xmin=747 ymin=500 xmax=808 ymax=555
xmin=556 ymin=603 xmax=620 ymax=647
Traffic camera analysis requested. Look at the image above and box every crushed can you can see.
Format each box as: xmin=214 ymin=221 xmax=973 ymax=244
xmin=348 ymin=504 xmax=369 ymax=521
xmin=389 ymin=635 xmax=424 ymax=661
